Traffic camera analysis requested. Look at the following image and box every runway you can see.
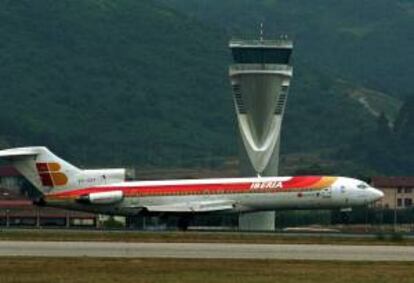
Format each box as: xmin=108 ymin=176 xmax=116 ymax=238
xmin=1 ymin=241 xmax=414 ymax=261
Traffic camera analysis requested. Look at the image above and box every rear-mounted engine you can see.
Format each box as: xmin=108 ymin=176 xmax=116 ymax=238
xmin=77 ymin=190 xmax=123 ymax=205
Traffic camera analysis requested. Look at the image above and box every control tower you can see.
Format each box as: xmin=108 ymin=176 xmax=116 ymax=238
xmin=229 ymin=37 xmax=293 ymax=230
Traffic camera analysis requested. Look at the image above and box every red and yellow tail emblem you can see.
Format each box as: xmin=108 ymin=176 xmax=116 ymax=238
xmin=36 ymin=163 xmax=68 ymax=187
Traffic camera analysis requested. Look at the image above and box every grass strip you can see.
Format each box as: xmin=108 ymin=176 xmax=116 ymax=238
xmin=0 ymin=257 xmax=413 ymax=283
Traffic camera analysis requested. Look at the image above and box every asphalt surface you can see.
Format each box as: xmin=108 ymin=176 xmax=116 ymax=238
xmin=0 ymin=241 xmax=414 ymax=261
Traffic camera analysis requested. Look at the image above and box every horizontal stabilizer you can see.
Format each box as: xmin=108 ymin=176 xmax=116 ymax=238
xmin=145 ymin=200 xmax=235 ymax=213
xmin=0 ymin=146 xmax=82 ymax=194
xmin=0 ymin=147 xmax=40 ymax=159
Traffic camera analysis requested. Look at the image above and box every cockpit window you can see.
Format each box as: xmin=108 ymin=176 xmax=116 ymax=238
xmin=357 ymin=182 xmax=369 ymax=189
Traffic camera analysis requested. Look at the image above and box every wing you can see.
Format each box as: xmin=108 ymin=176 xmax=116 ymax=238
xmin=144 ymin=200 xmax=236 ymax=213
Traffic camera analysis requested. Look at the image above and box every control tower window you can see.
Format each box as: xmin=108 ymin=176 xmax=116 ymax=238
xmin=231 ymin=48 xmax=292 ymax=64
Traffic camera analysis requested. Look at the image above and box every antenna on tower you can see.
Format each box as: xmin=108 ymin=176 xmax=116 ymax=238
xmin=259 ymin=22 xmax=264 ymax=42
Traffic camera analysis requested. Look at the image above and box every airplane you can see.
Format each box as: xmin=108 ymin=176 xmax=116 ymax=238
xmin=0 ymin=146 xmax=384 ymax=230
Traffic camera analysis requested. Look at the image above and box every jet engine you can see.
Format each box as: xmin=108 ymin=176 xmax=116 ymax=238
xmin=77 ymin=190 xmax=123 ymax=205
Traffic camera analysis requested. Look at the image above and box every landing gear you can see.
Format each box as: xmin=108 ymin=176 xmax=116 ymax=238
xmin=341 ymin=213 xmax=350 ymax=224
xmin=177 ymin=216 xmax=193 ymax=231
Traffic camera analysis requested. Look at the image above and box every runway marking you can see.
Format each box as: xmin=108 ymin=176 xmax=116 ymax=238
xmin=1 ymin=241 xmax=414 ymax=261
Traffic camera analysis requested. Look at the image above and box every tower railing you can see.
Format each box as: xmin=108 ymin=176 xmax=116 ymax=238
xmin=230 ymin=39 xmax=293 ymax=48
xmin=229 ymin=64 xmax=293 ymax=76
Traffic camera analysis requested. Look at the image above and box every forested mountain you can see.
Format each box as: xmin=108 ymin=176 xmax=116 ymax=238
xmin=158 ymin=0 xmax=414 ymax=97
xmin=0 ymin=0 xmax=412 ymax=175
xmin=0 ymin=0 xmax=233 ymax=167
xmin=158 ymin=0 xmax=414 ymax=175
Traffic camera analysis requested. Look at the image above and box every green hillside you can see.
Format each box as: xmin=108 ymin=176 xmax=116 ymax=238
xmin=337 ymin=94 xmax=414 ymax=174
xmin=0 ymin=0 xmax=233 ymax=167
xmin=157 ymin=0 xmax=414 ymax=97
xmin=0 ymin=0 xmax=412 ymax=175
xmin=157 ymin=0 xmax=414 ymax=174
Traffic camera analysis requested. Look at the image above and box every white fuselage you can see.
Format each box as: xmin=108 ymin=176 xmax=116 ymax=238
xmin=0 ymin=147 xmax=384 ymax=217
xmin=45 ymin=176 xmax=384 ymax=216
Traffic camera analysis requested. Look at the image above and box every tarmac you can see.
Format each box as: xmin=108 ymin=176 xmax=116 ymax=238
xmin=1 ymin=241 xmax=414 ymax=261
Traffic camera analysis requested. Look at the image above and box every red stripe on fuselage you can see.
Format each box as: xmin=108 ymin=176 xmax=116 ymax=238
xmin=47 ymin=176 xmax=330 ymax=199
xmin=282 ymin=176 xmax=323 ymax=188
xmin=49 ymin=182 xmax=252 ymax=198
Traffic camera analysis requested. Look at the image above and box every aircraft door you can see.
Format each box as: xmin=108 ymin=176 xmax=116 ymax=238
xmin=321 ymin=187 xmax=332 ymax=198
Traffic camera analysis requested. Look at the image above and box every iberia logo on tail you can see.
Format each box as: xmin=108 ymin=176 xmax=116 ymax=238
xmin=36 ymin=163 xmax=68 ymax=187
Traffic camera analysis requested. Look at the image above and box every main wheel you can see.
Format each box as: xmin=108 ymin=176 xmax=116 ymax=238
xmin=177 ymin=216 xmax=192 ymax=231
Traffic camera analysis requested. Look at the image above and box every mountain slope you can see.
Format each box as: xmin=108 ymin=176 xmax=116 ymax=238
xmin=0 ymin=0 xmax=411 ymax=175
xmin=0 ymin=0 xmax=233 ymax=166
xmin=156 ymin=0 xmax=414 ymax=174
xmin=157 ymin=0 xmax=414 ymax=97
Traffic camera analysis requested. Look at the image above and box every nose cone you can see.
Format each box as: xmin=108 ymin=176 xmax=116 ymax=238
xmin=370 ymin=188 xmax=384 ymax=202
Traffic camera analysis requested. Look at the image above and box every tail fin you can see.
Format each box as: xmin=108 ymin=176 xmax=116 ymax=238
xmin=0 ymin=147 xmax=81 ymax=194
xmin=0 ymin=146 xmax=127 ymax=196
